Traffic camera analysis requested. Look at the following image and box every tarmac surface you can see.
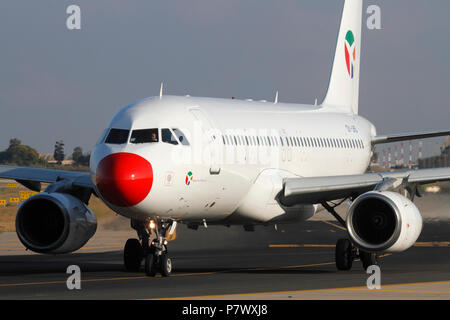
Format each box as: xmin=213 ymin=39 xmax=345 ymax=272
xmin=0 ymin=216 xmax=450 ymax=300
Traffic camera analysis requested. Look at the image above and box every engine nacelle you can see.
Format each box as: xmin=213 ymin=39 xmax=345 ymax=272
xmin=16 ymin=192 xmax=97 ymax=254
xmin=346 ymin=191 xmax=422 ymax=253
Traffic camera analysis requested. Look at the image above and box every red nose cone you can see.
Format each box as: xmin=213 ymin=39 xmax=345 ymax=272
xmin=96 ymin=153 xmax=153 ymax=207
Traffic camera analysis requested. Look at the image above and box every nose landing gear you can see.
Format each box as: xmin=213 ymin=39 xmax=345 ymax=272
xmin=123 ymin=219 xmax=176 ymax=277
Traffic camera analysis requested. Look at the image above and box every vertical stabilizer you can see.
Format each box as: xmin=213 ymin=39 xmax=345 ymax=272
xmin=321 ymin=0 xmax=362 ymax=114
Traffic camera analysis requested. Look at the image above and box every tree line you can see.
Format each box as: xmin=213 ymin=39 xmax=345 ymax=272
xmin=0 ymin=138 xmax=90 ymax=167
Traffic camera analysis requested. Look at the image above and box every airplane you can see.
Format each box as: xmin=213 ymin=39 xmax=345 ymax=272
xmin=1 ymin=0 xmax=450 ymax=277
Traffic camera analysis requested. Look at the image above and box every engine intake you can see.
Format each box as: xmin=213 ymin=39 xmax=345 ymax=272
xmin=16 ymin=192 xmax=97 ymax=254
xmin=346 ymin=191 xmax=422 ymax=253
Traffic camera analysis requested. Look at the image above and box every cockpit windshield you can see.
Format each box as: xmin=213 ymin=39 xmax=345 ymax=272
xmin=104 ymin=127 xmax=189 ymax=145
xmin=105 ymin=128 xmax=130 ymax=144
xmin=130 ymin=128 xmax=159 ymax=144
xmin=161 ymin=128 xmax=178 ymax=145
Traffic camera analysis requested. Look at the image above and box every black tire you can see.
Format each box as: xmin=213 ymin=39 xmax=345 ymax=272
xmin=160 ymin=254 xmax=172 ymax=277
xmin=335 ymin=239 xmax=354 ymax=271
xmin=360 ymin=251 xmax=378 ymax=270
xmin=144 ymin=253 xmax=157 ymax=277
xmin=123 ymin=239 xmax=144 ymax=272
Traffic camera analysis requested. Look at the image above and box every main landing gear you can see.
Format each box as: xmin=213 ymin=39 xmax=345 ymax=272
xmin=321 ymin=200 xmax=378 ymax=271
xmin=123 ymin=219 xmax=175 ymax=277
xmin=335 ymin=238 xmax=378 ymax=271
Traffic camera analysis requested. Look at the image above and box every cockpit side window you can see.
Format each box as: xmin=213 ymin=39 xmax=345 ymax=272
xmin=96 ymin=128 xmax=109 ymax=145
xmin=161 ymin=128 xmax=178 ymax=145
xmin=172 ymin=128 xmax=190 ymax=145
xmin=130 ymin=128 xmax=159 ymax=144
xmin=105 ymin=128 xmax=130 ymax=144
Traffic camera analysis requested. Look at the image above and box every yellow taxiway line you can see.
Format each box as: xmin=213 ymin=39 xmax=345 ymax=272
xmin=0 ymin=259 xmax=341 ymax=288
xmin=269 ymin=243 xmax=450 ymax=248
xmin=150 ymin=279 xmax=450 ymax=300
xmin=0 ymin=242 xmax=443 ymax=290
xmin=319 ymin=220 xmax=347 ymax=231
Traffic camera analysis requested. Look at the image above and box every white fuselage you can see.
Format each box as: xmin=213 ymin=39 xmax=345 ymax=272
xmin=90 ymin=96 xmax=376 ymax=225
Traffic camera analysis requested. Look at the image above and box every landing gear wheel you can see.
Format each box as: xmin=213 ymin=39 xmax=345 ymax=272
xmin=123 ymin=238 xmax=144 ymax=272
xmin=160 ymin=253 xmax=172 ymax=277
xmin=335 ymin=239 xmax=354 ymax=271
xmin=144 ymin=253 xmax=157 ymax=277
xmin=130 ymin=219 xmax=176 ymax=277
xmin=360 ymin=251 xmax=378 ymax=270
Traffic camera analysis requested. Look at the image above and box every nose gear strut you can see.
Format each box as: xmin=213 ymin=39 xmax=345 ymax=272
xmin=123 ymin=218 xmax=176 ymax=277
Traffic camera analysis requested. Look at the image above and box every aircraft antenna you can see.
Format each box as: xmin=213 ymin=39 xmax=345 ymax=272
xmin=274 ymin=91 xmax=279 ymax=104
xmin=159 ymin=82 xmax=164 ymax=99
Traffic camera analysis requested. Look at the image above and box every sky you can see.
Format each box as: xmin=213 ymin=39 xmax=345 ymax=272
xmin=0 ymin=0 xmax=449 ymax=159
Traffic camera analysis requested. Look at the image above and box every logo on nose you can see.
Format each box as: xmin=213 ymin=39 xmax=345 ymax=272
xmin=96 ymin=153 xmax=153 ymax=207
xmin=185 ymin=171 xmax=193 ymax=185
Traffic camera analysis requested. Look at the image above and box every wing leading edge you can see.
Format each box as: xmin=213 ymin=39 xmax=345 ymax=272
xmin=0 ymin=165 xmax=93 ymax=191
xmin=280 ymin=167 xmax=450 ymax=206
xmin=372 ymin=130 xmax=450 ymax=145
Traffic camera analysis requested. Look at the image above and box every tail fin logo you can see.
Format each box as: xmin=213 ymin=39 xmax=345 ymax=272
xmin=344 ymin=30 xmax=356 ymax=78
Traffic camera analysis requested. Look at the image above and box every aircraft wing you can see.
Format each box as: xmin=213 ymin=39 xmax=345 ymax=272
xmin=0 ymin=165 xmax=93 ymax=191
xmin=372 ymin=130 xmax=450 ymax=144
xmin=280 ymin=167 xmax=450 ymax=206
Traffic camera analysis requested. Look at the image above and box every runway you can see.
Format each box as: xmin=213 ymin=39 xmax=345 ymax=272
xmin=0 ymin=219 xmax=450 ymax=299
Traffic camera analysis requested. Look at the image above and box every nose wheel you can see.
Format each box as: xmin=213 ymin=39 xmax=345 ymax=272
xmin=124 ymin=219 xmax=176 ymax=277
xmin=143 ymin=244 xmax=172 ymax=277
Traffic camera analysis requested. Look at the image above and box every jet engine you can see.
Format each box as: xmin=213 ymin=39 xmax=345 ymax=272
xmin=346 ymin=191 xmax=422 ymax=253
xmin=16 ymin=192 xmax=97 ymax=254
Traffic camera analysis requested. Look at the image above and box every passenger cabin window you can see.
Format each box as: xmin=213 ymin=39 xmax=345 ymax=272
xmin=161 ymin=128 xmax=178 ymax=145
xmin=172 ymin=128 xmax=190 ymax=145
xmin=105 ymin=128 xmax=130 ymax=144
xmin=130 ymin=128 xmax=159 ymax=144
